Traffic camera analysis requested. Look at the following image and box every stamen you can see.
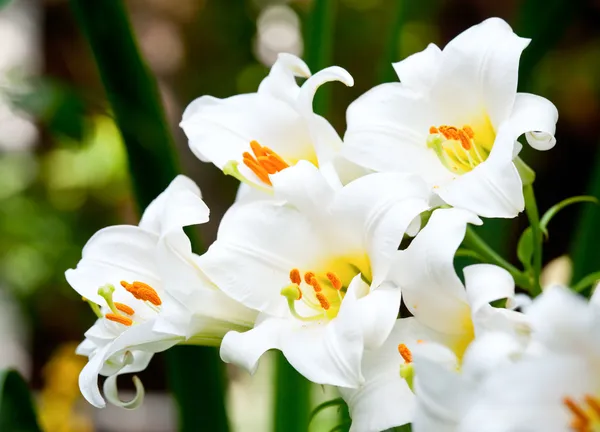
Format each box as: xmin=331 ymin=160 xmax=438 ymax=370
xmin=105 ymin=313 xmax=133 ymax=326
xmin=398 ymin=343 xmax=412 ymax=364
xmin=132 ymin=281 xmax=162 ymax=306
xmin=315 ymin=293 xmax=330 ymax=310
xmin=115 ymin=302 xmax=135 ymax=316
xmin=289 ymin=268 xmax=302 ymax=285
xmin=257 ymin=157 xmax=278 ymax=175
xmin=250 ymin=140 xmax=267 ymax=158
xmin=243 ymin=153 xmax=272 ymax=185
xmin=309 ymin=278 xmax=323 ymax=292
xmin=82 ymin=297 xmax=103 ymax=318
xmin=264 ymin=151 xmax=289 ymax=170
xmin=326 ymin=272 xmax=342 ymax=291
xmin=458 ymin=129 xmax=471 ymax=150
xmin=463 ymin=125 xmax=474 ymax=138
xmin=304 ymin=271 xmax=315 ymax=284
xmin=585 ymin=395 xmax=600 ymax=417
xmin=429 ymin=126 xmax=439 ymax=134
xmin=564 ymin=397 xmax=590 ymax=429
xmin=281 ymin=284 xmax=322 ymax=322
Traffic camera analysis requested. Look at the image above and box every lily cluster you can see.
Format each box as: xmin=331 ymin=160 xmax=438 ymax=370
xmin=65 ymin=17 xmax=598 ymax=432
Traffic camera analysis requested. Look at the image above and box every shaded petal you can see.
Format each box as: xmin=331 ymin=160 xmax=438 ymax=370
xmin=343 ymin=83 xmax=448 ymax=183
xmin=79 ymin=321 xmax=182 ymax=408
xmin=139 ymin=175 xmax=209 ymax=237
xmin=435 ymin=18 xmax=530 ymax=129
xmin=436 ymin=129 xmax=524 ymax=218
xmin=197 ymin=200 xmax=323 ymax=313
xmin=340 ymin=319 xmax=424 ymax=432
xmin=507 ymin=93 xmax=558 ymax=151
xmin=356 ymin=281 xmax=402 ymax=350
xmin=392 ymin=43 xmax=442 ymax=91
xmin=461 ymin=331 xmax=524 ymax=382
xmin=331 ymin=173 xmax=430 ymax=287
xmin=391 ymin=208 xmax=481 ymax=334
xmin=65 ymin=226 xmax=160 ymax=305
xmin=464 ymin=264 xmax=515 ymax=314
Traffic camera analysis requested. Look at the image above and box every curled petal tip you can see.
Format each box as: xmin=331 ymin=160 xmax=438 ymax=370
xmin=103 ymin=374 xmax=145 ymax=410
xmin=276 ymin=52 xmax=311 ymax=78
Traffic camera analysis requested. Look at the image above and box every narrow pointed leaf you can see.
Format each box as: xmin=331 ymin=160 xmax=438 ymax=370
xmin=0 ymin=369 xmax=41 ymax=432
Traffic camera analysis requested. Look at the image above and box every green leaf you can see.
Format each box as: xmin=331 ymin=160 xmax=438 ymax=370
xmin=69 ymin=1 xmax=228 ymax=430
xmin=274 ymin=353 xmax=312 ymax=432
xmin=540 ymin=195 xmax=598 ymax=237
xmin=0 ymin=0 xmax=12 ymax=10
xmin=572 ymin=271 xmax=600 ymax=293
xmin=517 ymin=227 xmax=534 ymax=271
xmin=0 ymin=369 xmax=41 ymax=432
xmin=571 ymin=146 xmax=600 ymax=283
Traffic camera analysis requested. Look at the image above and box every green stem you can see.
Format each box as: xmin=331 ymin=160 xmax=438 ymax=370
xmin=523 ymin=184 xmax=543 ymax=295
xmin=463 ymin=227 xmax=531 ymax=290
xmin=572 ymin=271 xmax=600 ymax=293
xmin=274 ymin=353 xmax=311 ymax=432
xmin=69 ymin=1 xmax=228 ymax=430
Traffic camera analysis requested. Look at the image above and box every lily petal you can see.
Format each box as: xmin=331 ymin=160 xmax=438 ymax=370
xmin=507 ymin=93 xmax=558 ymax=151
xmin=392 ymin=43 xmax=442 ymax=91
xmin=464 ymin=264 xmax=515 ymax=313
xmin=391 ymin=208 xmax=481 ymax=334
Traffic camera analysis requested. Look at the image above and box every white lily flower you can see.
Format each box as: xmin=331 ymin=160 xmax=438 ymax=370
xmin=343 ymin=18 xmax=558 ymax=218
xmin=180 ymin=53 xmax=356 ymax=197
xmin=412 ymin=286 xmax=600 ymax=432
xmin=340 ymin=208 xmax=529 ymax=431
xmin=197 ymin=161 xmax=431 ymax=387
xmin=66 ymin=176 xmax=256 ymax=409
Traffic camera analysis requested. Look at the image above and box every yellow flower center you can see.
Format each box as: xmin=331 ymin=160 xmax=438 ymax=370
xmin=427 ymin=116 xmax=496 ymax=175
xmin=281 ymin=255 xmax=371 ymax=322
xmin=564 ymin=394 xmax=600 ymax=432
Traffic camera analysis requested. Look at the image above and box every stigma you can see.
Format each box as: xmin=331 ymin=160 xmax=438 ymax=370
xmin=427 ymin=124 xmax=491 ymax=175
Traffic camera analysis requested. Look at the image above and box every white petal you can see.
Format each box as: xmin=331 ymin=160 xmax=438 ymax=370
xmin=464 ymin=264 xmax=515 ymax=313
xmin=343 ymin=83 xmax=448 ymax=183
xmin=181 ymin=93 xmax=315 ymax=170
xmin=79 ymin=321 xmax=182 ymax=408
xmin=507 ymin=93 xmax=558 ymax=151
xmin=435 ymin=18 xmax=530 ymax=128
xmin=197 ymin=200 xmax=323 ymax=313
xmin=392 ymin=43 xmax=442 ymax=91
xmin=257 ymin=53 xmax=310 ymax=104
xmin=297 ymin=66 xmax=353 ymax=120
xmin=65 ymin=226 xmax=160 ymax=305
xmin=103 ymin=374 xmax=145 ymax=410
xmin=460 ymin=331 xmax=524 ymax=382
xmin=435 ymin=130 xmax=524 ymax=218
xmin=355 ymin=281 xmax=402 ymax=350
xmin=341 ymin=319 xmax=424 ymax=432
xmin=391 ymin=208 xmax=480 ymax=334
xmin=331 ymin=173 xmax=430 ymax=287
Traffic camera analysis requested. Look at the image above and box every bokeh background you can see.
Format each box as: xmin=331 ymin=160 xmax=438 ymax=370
xmin=0 ymin=0 xmax=599 ymax=430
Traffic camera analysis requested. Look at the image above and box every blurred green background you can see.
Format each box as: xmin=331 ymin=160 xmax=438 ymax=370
xmin=0 ymin=0 xmax=599 ymax=431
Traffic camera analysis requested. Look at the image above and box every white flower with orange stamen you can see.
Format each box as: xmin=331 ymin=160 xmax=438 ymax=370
xmin=343 ymin=17 xmax=558 ymax=218
xmin=180 ymin=53 xmax=356 ymax=198
xmin=411 ymin=286 xmax=600 ymax=432
xmin=67 ymin=176 xmax=257 ymax=409
xmin=338 ymin=208 xmax=529 ymax=431
xmin=197 ymin=161 xmax=431 ymax=387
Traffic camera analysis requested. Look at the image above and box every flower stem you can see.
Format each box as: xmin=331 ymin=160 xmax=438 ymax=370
xmin=463 ymin=227 xmax=531 ymax=291
xmin=523 ymin=184 xmax=543 ymax=296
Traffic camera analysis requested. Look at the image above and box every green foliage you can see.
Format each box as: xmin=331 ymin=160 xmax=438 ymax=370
xmin=309 ymin=398 xmax=345 ymax=426
xmin=0 ymin=370 xmax=41 ymax=432
xmin=274 ymin=353 xmax=311 ymax=432
xmin=539 ymin=195 xmax=598 ymax=237
xmin=517 ymin=227 xmax=534 ymax=272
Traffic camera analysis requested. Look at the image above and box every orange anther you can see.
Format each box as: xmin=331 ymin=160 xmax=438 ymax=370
xmin=458 ymin=129 xmax=471 ymax=150
xmin=564 ymin=397 xmax=590 ymax=430
xmin=462 ymin=125 xmax=475 ymax=138
xmin=309 ymin=278 xmax=323 ymax=293
xmin=257 ymin=156 xmax=279 ymax=174
xmin=326 ymin=272 xmax=342 ymax=290
xmin=585 ymin=395 xmax=600 ymax=417
xmin=265 ymin=151 xmax=289 ymax=170
xmin=429 ymin=126 xmax=439 ymax=134
xmin=316 ymin=293 xmax=330 ymax=310
xmin=243 ymin=155 xmax=272 ymax=185
xmin=105 ymin=313 xmax=133 ymax=326
xmin=289 ymin=269 xmax=302 ymax=285
xmin=397 ymin=344 xmax=412 ymax=364
xmin=132 ymin=281 xmax=162 ymax=306
xmin=304 ymin=271 xmax=315 ymax=284
xmin=417 ymin=339 xmax=424 ymax=344
xmin=250 ymin=140 xmax=267 ymax=158
xmin=115 ymin=302 xmax=135 ymax=316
